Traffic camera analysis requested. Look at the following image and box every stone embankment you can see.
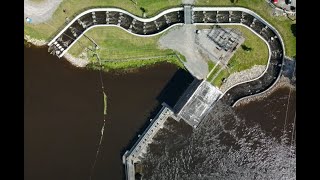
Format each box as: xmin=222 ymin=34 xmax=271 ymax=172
xmin=24 ymin=35 xmax=47 ymax=46
xmin=220 ymin=65 xmax=266 ymax=92
xmin=234 ymin=75 xmax=295 ymax=107
xmin=63 ymin=53 xmax=90 ymax=67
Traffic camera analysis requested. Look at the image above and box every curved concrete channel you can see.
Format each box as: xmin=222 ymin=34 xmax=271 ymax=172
xmin=48 ymin=6 xmax=285 ymax=108
xmin=47 ymin=5 xmax=286 ymax=180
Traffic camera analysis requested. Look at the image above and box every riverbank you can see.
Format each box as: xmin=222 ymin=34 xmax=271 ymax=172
xmin=220 ymin=65 xmax=266 ymax=92
xmin=63 ymin=53 xmax=90 ymax=68
xmin=24 ymin=39 xmax=90 ymax=68
xmin=24 ymin=35 xmax=47 ymax=46
xmin=234 ymin=75 xmax=295 ymax=107
xmin=25 ymin=45 xmax=185 ymax=180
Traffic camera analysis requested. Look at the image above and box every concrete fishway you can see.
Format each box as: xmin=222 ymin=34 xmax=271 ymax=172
xmin=48 ymin=6 xmax=285 ymax=108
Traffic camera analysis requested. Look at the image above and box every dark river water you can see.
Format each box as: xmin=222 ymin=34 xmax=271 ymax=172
xmin=24 ymin=45 xmax=295 ymax=180
xmin=24 ymin=45 xmax=193 ymax=180
xmin=141 ymin=86 xmax=296 ymax=179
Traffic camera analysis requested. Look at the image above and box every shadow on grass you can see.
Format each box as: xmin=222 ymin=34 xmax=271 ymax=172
xmin=291 ymin=23 xmax=296 ymax=37
xmin=241 ymin=44 xmax=252 ymax=51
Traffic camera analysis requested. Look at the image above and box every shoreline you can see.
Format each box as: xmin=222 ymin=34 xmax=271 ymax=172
xmin=24 ymin=35 xmax=47 ymax=47
xmin=234 ymin=75 xmax=295 ymax=107
xmin=63 ymin=53 xmax=90 ymax=68
xmin=220 ymin=65 xmax=267 ymax=93
xmin=24 ymin=36 xmax=90 ymax=68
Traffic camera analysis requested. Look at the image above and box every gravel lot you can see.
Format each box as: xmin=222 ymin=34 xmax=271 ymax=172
xmin=24 ymin=0 xmax=62 ymax=24
xmin=159 ymin=25 xmax=209 ymax=79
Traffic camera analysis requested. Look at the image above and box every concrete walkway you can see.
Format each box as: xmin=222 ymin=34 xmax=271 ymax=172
xmin=24 ymin=0 xmax=62 ymax=24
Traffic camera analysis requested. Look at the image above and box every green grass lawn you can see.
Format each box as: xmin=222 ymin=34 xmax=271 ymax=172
xmin=206 ymin=25 xmax=268 ymax=87
xmin=207 ymin=60 xmax=215 ymax=72
xmin=68 ymin=26 xmax=184 ymax=71
xmin=207 ymin=64 xmax=221 ymax=82
xmin=225 ymin=25 xmax=268 ymax=72
xmin=24 ymin=0 xmax=182 ymax=42
xmin=196 ymin=0 xmax=296 ymax=57
xmin=212 ymin=69 xmax=229 ymax=87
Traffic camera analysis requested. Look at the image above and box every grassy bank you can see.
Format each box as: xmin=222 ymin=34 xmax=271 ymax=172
xmin=89 ymin=56 xmax=184 ymax=71
xmin=24 ymin=0 xmax=182 ymax=42
xmin=69 ymin=26 xmax=184 ymax=71
xmin=196 ymin=0 xmax=296 ymax=57
xmin=206 ymin=25 xmax=268 ymax=87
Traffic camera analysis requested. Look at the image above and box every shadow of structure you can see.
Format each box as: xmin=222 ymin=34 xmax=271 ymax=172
xmin=291 ymin=23 xmax=296 ymax=37
xmin=120 ymin=68 xmax=195 ymax=167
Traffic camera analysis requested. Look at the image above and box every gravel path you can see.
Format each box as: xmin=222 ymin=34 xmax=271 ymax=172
xmin=24 ymin=0 xmax=62 ymax=24
xmin=220 ymin=65 xmax=266 ymax=92
xmin=159 ymin=25 xmax=208 ymax=79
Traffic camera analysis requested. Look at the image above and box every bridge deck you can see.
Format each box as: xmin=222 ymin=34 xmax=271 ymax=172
xmin=184 ymin=5 xmax=192 ymax=24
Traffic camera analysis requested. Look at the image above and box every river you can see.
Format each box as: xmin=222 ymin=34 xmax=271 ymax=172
xmin=24 ymin=45 xmax=193 ymax=180
xmin=24 ymin=45 xmax=295 ymax=180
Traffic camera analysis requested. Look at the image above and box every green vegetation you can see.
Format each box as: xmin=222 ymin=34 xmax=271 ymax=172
xmin=207 ymin=60 xmax=215 ymax=72
xmin=207 ymin=64 xmax=220 ymax=82
xmin=69 ymin=26 xmax=184 ymax=71
xmin=89 ymin=56 xmax=184 ymax=71
xmin=175 ymin=51 xmax=187 ymax=62
xmin=212 ymin=69 xmax=229 ymax=87
xmin=224 ymin=25 xmax=268 ymax=71
xmin=196 ymin=0 xmax=296 ymax=57
xmin=24 ymin=0 xmax=182 ymax=41
xmin=206 ymin=25 xmax=268 ymax=87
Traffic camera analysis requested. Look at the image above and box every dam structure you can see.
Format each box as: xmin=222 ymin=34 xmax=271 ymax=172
xmin=122 ymin=79 xmax=222 ymax=180
xmin=47 ymin=5 xmax=287 ymax=179
xmin=122 ymin=103 xmax=177 ymax=180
